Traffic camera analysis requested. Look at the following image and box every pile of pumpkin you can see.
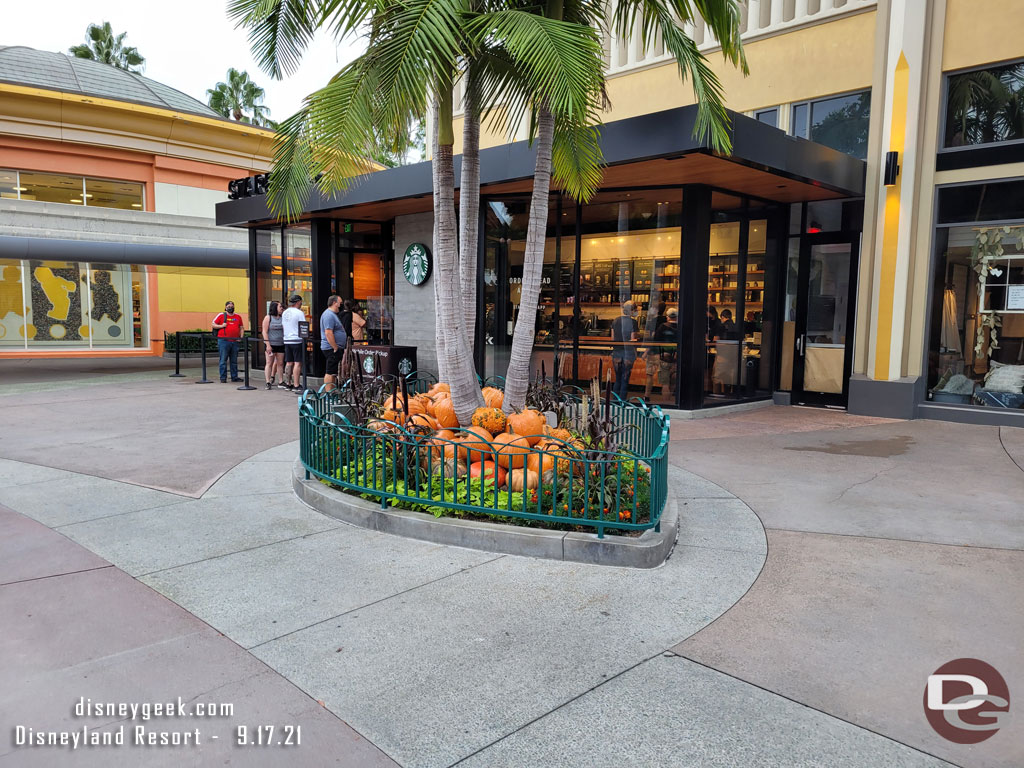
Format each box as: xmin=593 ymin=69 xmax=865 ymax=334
xmin=365 ymin=382 xmax=583 ymax=492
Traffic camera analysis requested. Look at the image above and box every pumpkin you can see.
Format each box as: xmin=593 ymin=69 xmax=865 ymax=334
xmin=428 ymin=382 xmax=451 ymax=397
xmin=508 ymin=468 xmax=539 ymax=492
xmin=507 ymin=409 xmax=546 ymax=446
xmin=383 ymin=394 xmax=404 ymax=411
xmin=433 ymin=397 xmax=459 ymax=429
xmin=468 ymin=460 xmax=506 ymax=487
xmin=544 ymin=426 xmax=574 ymax=443
xmin=471 ymin=407 xmax=507 ymax=434
xmin=442 ymin=457 xmax=468 ymax=477
xmin=492 ymin=433 xmax=531 ymax=469
xmin=457 ymin=426 xmax=493 ymax=463
xmin=481 ymin=386 xmax=504 ymax=409
xmin=526 ymin=450 xmax=556 ymax=477
xmin=406 ymin=413 xmax=438 ymax=431
xmin=407 ymin=395 xmax=429 ymax=416
xmin=543 ymin=442 xmax=582 ymax=477
xmin=379 ymin=408 xmax=402 ymax=424
xmin=366 ymin=419 xmax=398 ymax=433
xmin=441 ymin=441 xmax=462 ymax=461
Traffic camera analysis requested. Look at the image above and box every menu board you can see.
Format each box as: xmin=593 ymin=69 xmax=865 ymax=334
xmin=614 ymin=260 xmax=632 ymax=290
xmin=634 ymin=260 xmax=654 ymax=290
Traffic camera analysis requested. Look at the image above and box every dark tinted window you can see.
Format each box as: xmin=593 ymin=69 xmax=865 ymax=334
xmin=810 ymin=91 xmax=871 ymax=159
xmin=944 ymin=60 xmax=1024 ymax=148
xmin=756 ymin=108 xmax=778 ymax=128
xmin=791 ymin=103 xmax=809 ymax=139
xmin=937 ymin=179 xmax=1024 ymax=224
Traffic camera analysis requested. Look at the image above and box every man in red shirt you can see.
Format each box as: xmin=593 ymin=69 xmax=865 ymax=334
xmin=212 ymin=300 xmax=245 ymax=383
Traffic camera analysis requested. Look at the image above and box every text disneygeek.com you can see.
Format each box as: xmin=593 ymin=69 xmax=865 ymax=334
xmin=11 ymin=698 xmax=302 ymax=750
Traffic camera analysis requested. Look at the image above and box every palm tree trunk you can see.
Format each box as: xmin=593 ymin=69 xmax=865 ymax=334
xmin=503 ymin=104 xmax=554 ymax=411
xmin=433 ymin=85 xmax=484 ymax=423
xmin=459 ymin=79 xmax=481 ymax=357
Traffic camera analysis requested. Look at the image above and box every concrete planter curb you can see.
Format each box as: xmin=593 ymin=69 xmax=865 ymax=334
xmin=292 ymin=459 xmax=679 ymax=568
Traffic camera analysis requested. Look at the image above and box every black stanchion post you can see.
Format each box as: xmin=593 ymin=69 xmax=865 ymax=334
xmin=169 ymin=331 xmax=185 ymax=377
xmin=237 ymin=336 xmax=256 ymax=390
xmin=301 ymin=341 xmax=309 ymax=393
xmin=196 ymin=333 xmax=213 ymax=384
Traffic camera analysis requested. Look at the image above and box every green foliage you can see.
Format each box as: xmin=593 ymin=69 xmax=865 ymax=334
xmin=68 ymin=21 xmax=145 ymax=73
xmin=207 ymin=68 xmax=273 ymax=126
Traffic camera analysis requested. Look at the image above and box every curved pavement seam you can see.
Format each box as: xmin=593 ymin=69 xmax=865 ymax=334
xmin=998 ymin=426 xmax=1024 ymax=475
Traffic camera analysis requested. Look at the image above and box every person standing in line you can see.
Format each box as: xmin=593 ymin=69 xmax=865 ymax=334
xmin=320 ymin=295 xmax=346 ymax=392
xmin=261 ymin=301 xmax=285 ymax=390
xmin=281 ymin=294 xmax=306 ymax=391
xmin=611 ymin=301 xmax=638 ymax=400
xmin=212 ymin=300 xmax=244 ymax=383
xmin=341 ymin=298 xmax=366 ymax=380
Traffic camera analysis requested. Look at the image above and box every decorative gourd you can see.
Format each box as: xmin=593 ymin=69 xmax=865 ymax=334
xmin=544 ymin=426 xmax=574 ymax=443
xmin=492 ymin=433 xmax=531 ymax=469
xmin=507 ymin=409 xmax=546 ymax=446
xmin=457 ymin=426 xmax=493 ymax=463
xmin=442 ymin=457 xmax=468 ymax=477
xmin=481 ymin=386 xmax=504 ymax=409
xmin=468 ymin=460 xmax=506 ymax=487
xmin=508 ymin=468 xmax=539 ymax=492
xmin=366 ymin=419 xmax=397 ymax=433
xmin=471 ymin=407 xmax=507 ymax=434
xmin=433 ymin=397 xmax=459 ymax=429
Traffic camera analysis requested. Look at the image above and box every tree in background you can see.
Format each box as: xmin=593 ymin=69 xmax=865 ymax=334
xmin=68 ymin=21 xmax=145 ymax=73
xmin=207 ymin=68 xmax=273 ymax=126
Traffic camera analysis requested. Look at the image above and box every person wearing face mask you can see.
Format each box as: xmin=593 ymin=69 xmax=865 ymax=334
xmin=212 ymin=300 xmax=244 ymax=383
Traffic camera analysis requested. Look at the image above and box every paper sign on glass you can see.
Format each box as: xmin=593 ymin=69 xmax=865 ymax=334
xmin=1007 ymin=285 xmax=1024 ymax=310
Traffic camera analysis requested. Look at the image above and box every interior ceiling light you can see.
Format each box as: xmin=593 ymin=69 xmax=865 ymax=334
xmin=14 ymin=186 xmax=27 ymax=192
xmin=131 ymin=203 xmax=142 ymax=207
xmin=70 ymin=198 xmax=83 ymax=203
xmin=84 ymin=194 xmax=93 ymax=198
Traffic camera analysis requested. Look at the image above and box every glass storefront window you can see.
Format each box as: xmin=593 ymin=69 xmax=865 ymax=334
xmin=284 ymin=224 xmax=312 ymax=324
xmin=944 ymin=59 xmax=1024 ymax=148
xmin=85 ymin=178 xmax=145 ymax=210
xmin=928 ymin=221 xmax=1024 ymax=408
xmin=0 ymin=169 xmax=18 ymax=199
xmin=255 ymin=228 xmax=284 ymax=318
xmin=0 ymin=260 xmax=147 ymax=349
xmin=20 ymin=173 xmax=85 ymax=205
xmin=0 ymin=259 xmax=26 ymax=347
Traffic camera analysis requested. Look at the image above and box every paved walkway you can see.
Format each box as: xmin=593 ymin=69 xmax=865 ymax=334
xmin=0 ymin=360 xmax=1020 ymax=767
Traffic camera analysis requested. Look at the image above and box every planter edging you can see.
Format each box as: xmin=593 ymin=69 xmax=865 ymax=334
xmin=292 ymin=459 xmax=678 ymax=568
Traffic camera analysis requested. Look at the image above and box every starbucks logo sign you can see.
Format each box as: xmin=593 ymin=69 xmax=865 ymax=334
xmin=362 ymin=355 xmax=376 ymax=374
xmin=403 ymin=243 xmax=431 ymax=286
xmin=398 ymin=357 xmax=413 ymax=376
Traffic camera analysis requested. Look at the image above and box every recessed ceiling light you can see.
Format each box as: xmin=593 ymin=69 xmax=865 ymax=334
xmin=131 ymin=203 xmax=142 ymax=208
xmin=70 ymin=198 xmax=83 ymax=203
xmin=14 ymin=186 xmax=27 ymax=192
xmin=84 ymin=194 xmax=93 ymax=198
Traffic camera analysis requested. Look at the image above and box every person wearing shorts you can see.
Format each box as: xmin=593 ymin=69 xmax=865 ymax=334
xmin=281 ymin=295 xmax=306 ymax=391
xmin=261 ymin=301 xmax=286 ymax=390
xmin=319 ymin=295 xmax=346 ymax=391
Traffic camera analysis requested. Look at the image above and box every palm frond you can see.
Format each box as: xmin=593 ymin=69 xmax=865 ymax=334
xmin=228 ymin=0 xmax=320 ymax=79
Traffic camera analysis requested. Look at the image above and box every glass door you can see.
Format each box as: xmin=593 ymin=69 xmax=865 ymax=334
xmin=792 ymin=234 xmax=858 ymax=407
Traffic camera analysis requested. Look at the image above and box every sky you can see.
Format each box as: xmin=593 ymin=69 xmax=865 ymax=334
xmin=3 ymin=0 xmax=364 ymax=121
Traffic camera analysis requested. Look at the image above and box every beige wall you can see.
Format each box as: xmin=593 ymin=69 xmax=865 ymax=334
xmin=456 ymin=10 xmax=877 ymax=153
xmin=942 ymin=0 xmax=1023 ymax=72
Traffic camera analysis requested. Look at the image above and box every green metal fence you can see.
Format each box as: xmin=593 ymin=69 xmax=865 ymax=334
xmin=298 ymin=385 xmax=670 ymax=538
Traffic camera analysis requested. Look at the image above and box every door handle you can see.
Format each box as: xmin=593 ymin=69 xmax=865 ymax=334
xmin=796 ymin=334 xmax=805 ymax=356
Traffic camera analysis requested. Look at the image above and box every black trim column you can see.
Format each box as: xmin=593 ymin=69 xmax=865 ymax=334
xmin=247 ymin=228 xmax=259 ymax=370
xmin=310 ymin=219 xmax=334 ymax=377
xmin=679 ymin=185 xmax=712 ymax=410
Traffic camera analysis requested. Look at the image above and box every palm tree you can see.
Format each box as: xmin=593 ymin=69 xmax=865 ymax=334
xmin=498 ymin=0 xmax=747 ymax=410
xmin=68 ymin=22 xmax=145 ymax=73
xmin=207 ymin=68 xmax=273 ymax=126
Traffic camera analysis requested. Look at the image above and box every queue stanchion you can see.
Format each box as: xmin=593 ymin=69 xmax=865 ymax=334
xmin=237 ymin=336 xmax=257 ymax=391
xmin=168 ymin=331 xmax=185 ymax=377
xmin=196 ymin=333 xmax=213 ymax=384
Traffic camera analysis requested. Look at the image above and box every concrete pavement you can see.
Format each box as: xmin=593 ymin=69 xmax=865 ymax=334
xmin=1 ymin=360 xmax=1019 ymax=766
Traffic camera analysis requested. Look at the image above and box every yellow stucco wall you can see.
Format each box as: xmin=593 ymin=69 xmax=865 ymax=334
xmin=155 ymin=266 xmax=248 ymax=332
xmin=942 ymin=0 xmax=1023 ymax=72
xmin=460 ymin=10 xmax=877 ymax=152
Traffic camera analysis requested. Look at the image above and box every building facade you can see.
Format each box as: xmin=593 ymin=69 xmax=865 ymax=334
xmin=219 ymin=0 xmax=1024 ymax=424
xmin=0 ymin=46 xmax=274 ymax=358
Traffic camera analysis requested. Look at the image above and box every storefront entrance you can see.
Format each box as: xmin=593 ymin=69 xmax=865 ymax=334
xmin=789 ymin=233 xmax=859 ymax=407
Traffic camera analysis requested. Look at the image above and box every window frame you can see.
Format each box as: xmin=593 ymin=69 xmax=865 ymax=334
xmin=789 ymin=88 xmax=871 ymax=156
xmin=939 ymin=56 xmax=1024 ymax=154
xmin=0 ymin=169 xmax=146 ymax=210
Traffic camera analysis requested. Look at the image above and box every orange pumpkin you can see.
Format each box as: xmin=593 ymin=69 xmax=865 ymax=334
xmin=457 ymin=426 xmax=493 ymax=463
xmin=406 ymin=413 xmax=438 ymax=431
xmin=428 ymin=382 xmax=451 ymax=397
xmin=379 ymin=408 xmax=402 ymax=423
xmin=526 ymin=450 xmax=556 ymax=477
xmin=468 ymin=460 xmax=506 ymax=487
xmin=492 ymin=433 xmax=531 ymax=468
xmin=441 ymin=441 xmax=462 ymax=461
xmin=481 ymin=386 xmax=504 ymax=409
xmin=508 ymin=468 xmax=539 ymax=492
xmin=507 ymin=409 xmax=546 ymax=446
xmin=408 ymin=395 xmax=429 ymax=416
xmin=471 ymin=407 xmax=507 ymax=434
xmin=382 ymin=394 xmax=404 ymax=411
xmin=544 ymin=426 xmax=574 ymax=442
xmin=433 ymin=397 xmax=459 ymax=429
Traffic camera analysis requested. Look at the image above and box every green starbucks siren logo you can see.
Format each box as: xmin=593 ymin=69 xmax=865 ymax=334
xmin=403 ymin=243 xmax=431 ymax=286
